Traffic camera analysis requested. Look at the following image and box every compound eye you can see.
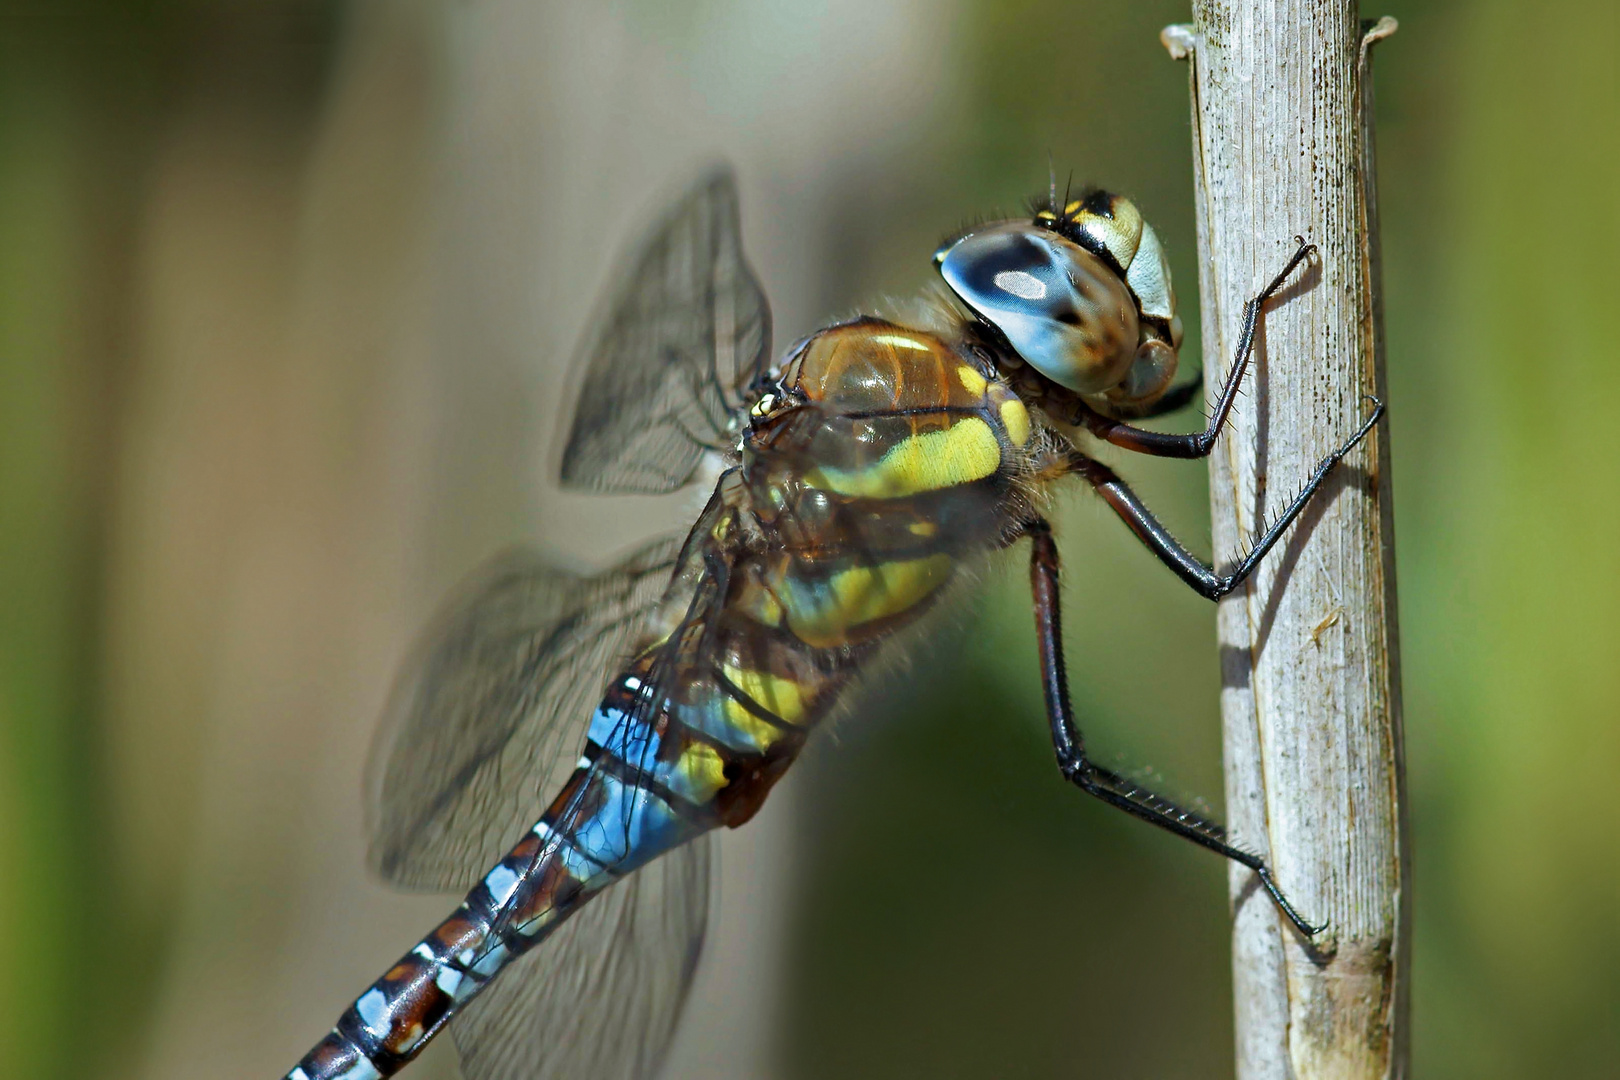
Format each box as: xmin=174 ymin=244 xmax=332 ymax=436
xmin=936 ymin=222 xmax=1138 ymax=393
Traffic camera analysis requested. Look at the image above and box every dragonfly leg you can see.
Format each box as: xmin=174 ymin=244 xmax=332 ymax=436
xmin=1062 ymin=397 xmax=1381 ymax=601
xmin=1072 ymin=237 xmax=1314 ymax=458
xmin=1024 ymin=517 xmax=1325 ymax=937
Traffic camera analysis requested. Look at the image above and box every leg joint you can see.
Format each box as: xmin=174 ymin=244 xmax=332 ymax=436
xmin=1055 ymin=747 xmax=1087 ymax=783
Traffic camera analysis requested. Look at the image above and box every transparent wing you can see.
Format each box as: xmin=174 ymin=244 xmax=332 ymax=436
xmin=560 ymin=169 xmax=771 ymax=494
xmin=451 ymin=839 xmax=713 ymax=1080
xmin=365 ymin=536 xmax=684 ymax=891
xmin=448 ymin=545 xmax=729 ymax=1080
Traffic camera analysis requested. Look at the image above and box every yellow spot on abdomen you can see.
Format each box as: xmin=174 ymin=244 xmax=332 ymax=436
xmin=782 ymin=554 xmax=954 ymax=648
xmin=804 ymin=417 xmax=1002 ymax=498
xmin=674 ymin=741 xmax=728 ymax=802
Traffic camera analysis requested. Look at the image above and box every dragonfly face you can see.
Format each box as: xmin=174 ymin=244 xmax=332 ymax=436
xmin=283 ymin=169 xmax=1380 ymax=1080
xmin=935 ymin=191 xmax=1184 ymax=414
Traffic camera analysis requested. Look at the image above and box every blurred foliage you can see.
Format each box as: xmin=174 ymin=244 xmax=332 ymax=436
xmin=1395 ymin=2 xmax=1620 ymax=1073
xmin=0 ymin=1 xmax=1615 ymax=1078
xmin=0 ymin=9 xmax=185 ymax=1078
xmin=0 ymin=5 xmax=342 ymax=1076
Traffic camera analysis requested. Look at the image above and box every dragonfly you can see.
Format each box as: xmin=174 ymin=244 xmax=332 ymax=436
xmin=283 ymin=169 xmax=1381 ymax=1080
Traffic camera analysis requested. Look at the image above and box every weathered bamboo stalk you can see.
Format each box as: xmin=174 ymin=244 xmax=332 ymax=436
xmin=1161 ymin=6 xmax=1408 ymax=1078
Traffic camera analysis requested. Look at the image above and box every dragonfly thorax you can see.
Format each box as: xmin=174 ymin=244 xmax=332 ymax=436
xmin=748 ymin=318 xmax=1033 ymax=505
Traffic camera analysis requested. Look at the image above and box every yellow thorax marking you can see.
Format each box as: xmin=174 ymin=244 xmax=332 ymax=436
xmin=721 ymin=663 xmax=808 ymax=725
xmin=783 ymin=553 xmax=953 ymax=648
xmin=869 ymin=333 xmax=932 ymax=352
xmin=1000 ymin=397 xmax=1031 ymax=447
xmin=720 ymin=703 xmax=789 ymax=751
xmin=803 ymin=417 xmax=1001 ymax=498
xmin=956 ymin=364 xmax=988 ymax=398
xmin=736 ymin=581 xmax=785 ymax=628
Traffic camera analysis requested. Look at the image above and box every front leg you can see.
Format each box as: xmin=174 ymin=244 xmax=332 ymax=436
xmin=1063 ymin=396 xmax=1381 ymax=601
xmin=1024 ymin=517 xmax=1323 ymax=937
xmin=1073 ymin=238 xmax=1314 ymax=458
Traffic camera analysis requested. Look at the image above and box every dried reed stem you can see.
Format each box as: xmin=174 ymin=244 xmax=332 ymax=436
xmin=1162 ymin=6 xmax=1409 ymax=1077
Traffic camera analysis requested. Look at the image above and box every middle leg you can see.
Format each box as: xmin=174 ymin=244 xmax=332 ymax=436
xmin=1023 ymin=516 xmax=1322 ymax=937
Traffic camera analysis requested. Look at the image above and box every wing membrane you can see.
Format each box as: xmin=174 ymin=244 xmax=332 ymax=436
xmin=445 ymin=539 xmax=727 ymax=1080
xmin=451 ymin=839 xmax=713 ymax=1080
xmin=365 ymin=537 xmax=683 ymax=891
xmin=560 ymin=169 xmax=770 ymax=493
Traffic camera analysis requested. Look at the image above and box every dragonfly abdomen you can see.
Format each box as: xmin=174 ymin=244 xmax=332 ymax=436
xmin=286 ymin=672 xmax=715 ymax=1080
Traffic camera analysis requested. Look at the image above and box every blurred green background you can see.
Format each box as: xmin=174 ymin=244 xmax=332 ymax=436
xmin=1 ymin=2 xmax=1614 ymax=1079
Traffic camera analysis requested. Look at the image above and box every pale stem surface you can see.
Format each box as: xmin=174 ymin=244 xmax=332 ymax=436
xmin=1164 ymin=4 xmax=1408 ymax=1078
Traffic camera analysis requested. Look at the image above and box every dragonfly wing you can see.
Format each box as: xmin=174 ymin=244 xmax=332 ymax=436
xmin=560 ymin=169 xmax=770 ymax=494
xmin=451 ymin=835 xmax=714 ymax=1080
xmin=365 ymin=536 xmax=685 ymax=891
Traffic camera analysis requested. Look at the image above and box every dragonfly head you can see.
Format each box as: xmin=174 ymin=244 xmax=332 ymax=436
xmin=933 ymin=191 xmax=1183 ymax=413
